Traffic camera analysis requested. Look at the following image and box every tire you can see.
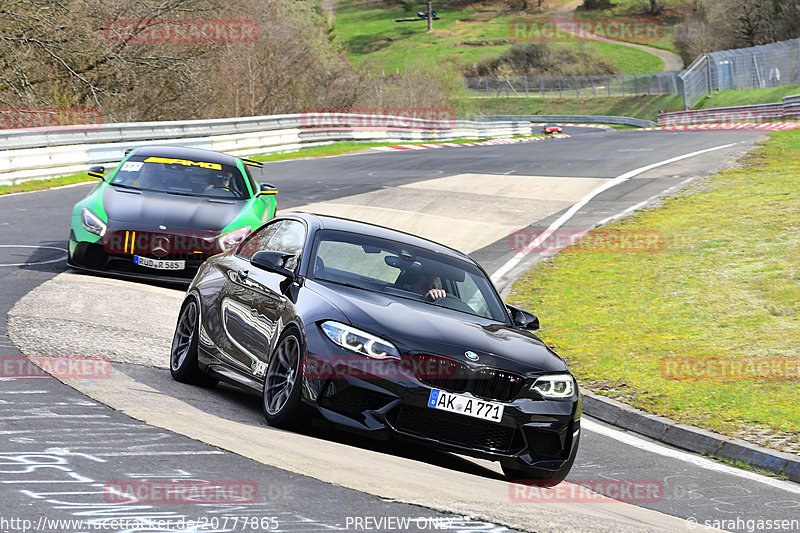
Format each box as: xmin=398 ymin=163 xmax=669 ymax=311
xmin=262 ymin=330 xmax=305 ymax=429
xmin=502 ymin=433 xmax=579 ymax=487
xmin=170 ymin=298 xmax=218 ymax=387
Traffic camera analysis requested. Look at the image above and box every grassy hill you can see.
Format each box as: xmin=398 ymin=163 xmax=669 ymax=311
xmin=333 ymin=0 xmax=665 ymax=74
xmin=465 ymin=84 xmax=800 ymax=122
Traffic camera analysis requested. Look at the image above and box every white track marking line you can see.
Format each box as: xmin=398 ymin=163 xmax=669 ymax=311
xmin=582 ymin=418 xmax=800 ymax=495
xmin=490 ymin=143 xmax=737 ymax=283
xmin=0 ymin=244 xmax=68 ymax=267
xmin=595 ymin=176 xmax=697 ymax=226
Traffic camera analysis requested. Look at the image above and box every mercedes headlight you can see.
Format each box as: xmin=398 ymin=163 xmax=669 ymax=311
xmin=321 ymin=321 xmax=400 ymax=360
xmin=531 ymin=374 xmax=575 ymax=399
xmin=81 ymin=207 xmax=107 ymax=237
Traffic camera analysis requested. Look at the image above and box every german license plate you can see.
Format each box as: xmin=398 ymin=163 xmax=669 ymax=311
xmin=134 ymin=256 xmax=185 ymax=270
xmin=427 ymin=389 xmax=504 ymax=423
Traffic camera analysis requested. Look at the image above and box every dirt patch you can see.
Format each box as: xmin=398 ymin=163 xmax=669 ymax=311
xmin=456 ymin=38 xmax=511 ymax=47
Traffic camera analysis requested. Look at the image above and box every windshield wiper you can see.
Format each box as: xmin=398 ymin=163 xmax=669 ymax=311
xmin=315 ymin=278 xmax=371 ymax=292
xmin=164 ymin=190 xmax=202 ymax=197
xmin=109 ymin=182 xmax=140 ymax=191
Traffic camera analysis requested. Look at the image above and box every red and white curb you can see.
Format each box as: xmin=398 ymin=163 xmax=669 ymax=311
xmin=372 ymin=134 xmax=570 ymax=151
xmin=644 ymin=122 xmax=800 ymax=132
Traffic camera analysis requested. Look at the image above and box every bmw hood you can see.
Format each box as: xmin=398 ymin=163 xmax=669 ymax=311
xmin=309 ymin=281 xmax=568 ymax=375
xmin=102 ymin=187 xmax=243 ymax=231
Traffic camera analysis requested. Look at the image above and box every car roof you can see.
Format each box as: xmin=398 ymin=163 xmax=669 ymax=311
xmin=282 ymin=212 xmax=474 ymax=263
xmin=130 ymin=146 xmax=240 ymax=167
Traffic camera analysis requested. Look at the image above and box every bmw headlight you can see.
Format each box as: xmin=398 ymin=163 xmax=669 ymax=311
xmin=321 ymin=321 xmax=400 ymax=360
xmin=218 ymin=226 xmax=251 ymax=252
xmin=531 ymin=374 xmax=575 ymax=400
xmin=81 ymin=207 xmax=107 ymax=237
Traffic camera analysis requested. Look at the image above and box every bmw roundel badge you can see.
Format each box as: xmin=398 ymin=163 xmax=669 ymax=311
xmin=465 ymin=351 xmax=479 ymax=361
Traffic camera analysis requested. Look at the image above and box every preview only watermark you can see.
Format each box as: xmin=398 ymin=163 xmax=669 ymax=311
xmin=0 ymin=355 xmax=112 ymax=380
xmin=509 ymin=479 xmax=664 ymax=503
xmin=509 ymin=17 xmax=663 ymax=43
xmin=0 ymin=107 xmax=103 ymax=130
xmin=104 ymin=480 xmax=258 ymax=504
xmin=300 ymin=108 xmax=456 ymax=129
xmin=104 ymin=19 xmax=259 ymax=44
xmin=661 ymin=357 xmax=800 ymax=381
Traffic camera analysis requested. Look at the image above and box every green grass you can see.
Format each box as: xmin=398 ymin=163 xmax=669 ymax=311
xmin=507 ymin=129 xmax=800 ymax=440
xmin=248 ymin=137 xmax=545 ymax=162
xmin=466 ymin=94 xmax=683 ymax=121
xmin=713 ymin=457 xmax=789 ymax=480
xmin=248 ymin=142 xmax=397 ymax=162
xmin=464 ymin=84 xmax=800 ymax=121
xmin=583 ymin=40 xmax=664 ymax=72
xmin=334 ymin=0 xmax=666 ymax=74
xmin=0 ymin=172 xmax=97 ymax=195
xmin=696 ymin=85 xmax=800 ymax=109
xmin=574 ymin=0 xmax=695 ymax=53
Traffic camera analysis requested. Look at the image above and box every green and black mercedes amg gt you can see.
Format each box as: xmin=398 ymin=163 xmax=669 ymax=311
xmin=68 ymin=146 xmax=277 ymax=283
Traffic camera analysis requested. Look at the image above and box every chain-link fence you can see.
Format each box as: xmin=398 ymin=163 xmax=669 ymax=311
xmin=680 ymin=39 xmax=800 ymax=108
xmin=465 ymin=39 xmax=800 ymax=110
xmin=465 ymin=72 xmax=681 ymax=99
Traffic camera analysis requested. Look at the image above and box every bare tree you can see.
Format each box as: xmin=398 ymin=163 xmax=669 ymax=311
xmin=0 ymin=0 xmax=360 ymax=122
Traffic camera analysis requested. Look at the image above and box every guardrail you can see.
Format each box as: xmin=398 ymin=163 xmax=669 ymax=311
xmin=0 ymin=113 xmax=534 ymax=185
xmin=476 ymin=115 xmax=657 ymax=128
xmin=659 ymin=96 xmax=800 ymax=126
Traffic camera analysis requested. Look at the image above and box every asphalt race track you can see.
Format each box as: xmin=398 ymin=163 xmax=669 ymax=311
xmin=2 ymin=126 xmax=799 ymax=533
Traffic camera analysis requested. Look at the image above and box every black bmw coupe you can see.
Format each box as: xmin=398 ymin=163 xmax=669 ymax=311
xmin=170 ymin=212 xmax=580 ymax=484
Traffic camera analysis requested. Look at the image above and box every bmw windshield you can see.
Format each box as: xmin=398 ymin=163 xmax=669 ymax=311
xmin=310 ymin=229 xmax=509 ymax=322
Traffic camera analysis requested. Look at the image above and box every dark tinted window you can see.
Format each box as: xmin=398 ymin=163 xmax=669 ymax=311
xmin=236 ymin=221 xmax=281 ymax=260
xmin=110 ymin=155 xmax=249 ymax=199
xmin=311 ymin=230 xmax=507 ymax=321
xmin=237 ymin=220 xmax=306 ymax=270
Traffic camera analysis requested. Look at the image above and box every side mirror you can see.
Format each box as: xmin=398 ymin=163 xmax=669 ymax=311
xmin=507 ymin=304 xmax=540 ymax=330
xmin=88 ymin=165 xmax=105 ymax=180
xmin=251 ymin=250 xmax=295 ymax=279
xmin=259 ymin=183 xmax=278 ymax=195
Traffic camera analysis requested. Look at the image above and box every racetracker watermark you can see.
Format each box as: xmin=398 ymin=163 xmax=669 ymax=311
xmin=104 ymin=480 xmax=258 ymax=504
xmin=300 ymin=107 xmax=456 ymax=130
xmin=509 ymin=17 xmax=663 ymax=43
xmin=509 ymin=229 xmax=665 ymax=254
xmin=103 ymin=229 xmax=224 ymax=256
xmin=509 ymin=479 xmax=664 ymax=503
xmin=0 ymin=355 xmax=112 ymax=380
xmin=0 ymin=107 xmax=103 ymax=130
xmin=303 ymin=354 xmax=460 ymax=381
xmin=104 ymin=19 xmax=259 ymax=43
xmin=661 ymin=357 xmax=800 ymax=381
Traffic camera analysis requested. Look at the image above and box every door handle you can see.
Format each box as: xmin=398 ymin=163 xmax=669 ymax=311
xmin=237 ymin=269 xmax=249 ymax=280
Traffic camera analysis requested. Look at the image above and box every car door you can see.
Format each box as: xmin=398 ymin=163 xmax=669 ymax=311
xmin=220 ymin=219 xmax=307 ymax=381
